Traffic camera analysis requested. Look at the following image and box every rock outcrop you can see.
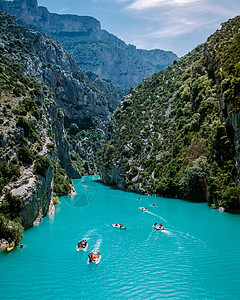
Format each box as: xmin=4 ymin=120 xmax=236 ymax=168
xmin=0 ymin=0 xmax=178 ymax=88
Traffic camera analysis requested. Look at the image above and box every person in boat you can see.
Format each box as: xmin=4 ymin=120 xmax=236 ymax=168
xmin=138 ymin=197 xmax=141 ymax=201
xmin=161 ymin=225 xmax=164 ymax=230
xmin=92 ymin=253 xmax=98 ymax=261
xmin=88 ymin=251 xmax=94 ymax=262
xmin=120 ymin=224 xmax=123 ymax=228
xmin=19 ymin=243 xmax=23 ymax=249
xmin=159 ymin=224 xmax=162 ymax=228
xmin=115 ymin=223 xmax=119 ymax=227
xmin=153 ymin=204 xmax=157 ymax=207
xmin=78 ymin=240 xmax=85 ymax=248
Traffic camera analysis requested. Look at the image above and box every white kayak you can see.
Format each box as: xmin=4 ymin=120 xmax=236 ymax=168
xmin=87 ymin=254 xmax=101 ymax=265
xmin=112 ymin=224 xmax=126 ymax=230
xmin=76 ymin=242 xmax=88 ymax=251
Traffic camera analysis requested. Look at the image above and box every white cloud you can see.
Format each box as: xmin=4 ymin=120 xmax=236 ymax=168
xmin=116 ymin=0 xmax=240 ymax=56
xmin=119 ymin=0 xmax=239 ymax=43
xmin=126 ymin=0 xmax=199 ymax=10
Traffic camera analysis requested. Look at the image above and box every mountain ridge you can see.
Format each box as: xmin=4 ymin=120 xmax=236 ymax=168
xmin=0 ymin=0 xmax=178 ymax=88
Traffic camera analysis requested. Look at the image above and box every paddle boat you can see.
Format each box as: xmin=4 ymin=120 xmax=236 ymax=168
xmin=76 ymin=240 xmax=88 ymax=251
xmin=6 ymin=243 xmax=15 ymax=253
xmin=139 ymin=207 xmax=147 ymax=211
xmin=153 ymin=223 xmax=164 ymax=231
xmin=112 ymin=223 xmax=126 ymax=230
xmin=87 ymin=251 xmax=101 ymax=264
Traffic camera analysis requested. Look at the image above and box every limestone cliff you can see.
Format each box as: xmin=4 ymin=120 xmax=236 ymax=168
xmin=0 ymin=11 xmax=127 ymax=237
xmin=0 ymin=0 xmax=178 ymax=88
xmin=0 ymin=12 xmax=120 ymax=242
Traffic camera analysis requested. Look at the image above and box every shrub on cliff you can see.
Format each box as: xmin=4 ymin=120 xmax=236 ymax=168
xmin=16 ymin=117 xmax=34 ymax=138
xmin=18 ymin=146 xmax=35 ymax=165
xmin=0 ymin=160 xmax=20 ymax=186
xmin=34 ymin=155 xmax=53 ymax=178
xmin=53 ymin=165 xmax=72 ymax=196
xmin=0 ymin=214 xmax=23 ymax=244
xmin=179 ymin=157 xmax=209 ymax=202
xmin=0 ymin=191 xmax=24 ymax=244
xmin=0 ymin=191 xmax=24 ymax=220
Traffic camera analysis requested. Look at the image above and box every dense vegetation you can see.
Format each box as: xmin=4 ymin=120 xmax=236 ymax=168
xmin=97 ymin=16 xmax=240 ymax=213
xmin=0 ymin=14 xmax=72 ymax=243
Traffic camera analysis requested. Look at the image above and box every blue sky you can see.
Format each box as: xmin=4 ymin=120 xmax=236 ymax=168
xmin=38 ymin=0 xmax=240 ymax=57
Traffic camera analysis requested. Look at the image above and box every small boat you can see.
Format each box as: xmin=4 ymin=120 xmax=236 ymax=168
xmin=153 ymin=224 xmax=164 ymax=231
xmin=153 ymin=224 xmax=161 ymax=230
xmin=76 ymin=240 xmax=88 ymax=252
xmin=139 ymin=207 xmax=147 ymax=211
xmin=87 ymin=253 xmax=101 ymax=264
xmin=6 ymin=243 xmax=15 ymax=253
xmin=112 ymin=224 xmax=126 ymax=230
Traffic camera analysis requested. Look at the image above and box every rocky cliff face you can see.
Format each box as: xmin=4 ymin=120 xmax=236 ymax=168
xmin=0 ymin=12 xmax=122 ymax=238
xmin=0 ymin=0 xmax=178 ymax=88
xmin=97 ymin=16 xmax=240 ymax=213
xmin=1 ymin=12 xmax=124 ymax=173
xmin=0 ymin=20 xmax=56 ymax=230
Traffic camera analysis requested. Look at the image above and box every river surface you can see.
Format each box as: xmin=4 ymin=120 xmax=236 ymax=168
xmin=0 ymin=175 xmax=240 ymax=299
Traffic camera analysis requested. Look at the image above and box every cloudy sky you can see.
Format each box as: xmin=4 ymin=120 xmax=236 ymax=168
xmin=38 ymin=0 xmax=240 ymax=57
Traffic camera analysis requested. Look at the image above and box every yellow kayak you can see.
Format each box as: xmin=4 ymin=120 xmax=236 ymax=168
xmin=6 ymin=244 xmax=14 ymax=253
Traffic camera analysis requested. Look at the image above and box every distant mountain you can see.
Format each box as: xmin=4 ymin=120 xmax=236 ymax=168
xmin=0 ymin=0 xmax=178 ymax=88
xmin=97 ymin=16 xmax=240 ymax=213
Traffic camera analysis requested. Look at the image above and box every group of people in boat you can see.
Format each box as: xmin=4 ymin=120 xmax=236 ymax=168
xmin=77 ymin=239 xmax=87 ymax=249
xmin=153 ymin=222 xmax=164 ymax=230
xmin=5 ymin=237 xmax=24 ymax=253
xmin=114 ymin=223 xmax=124 ymax=228
xmin=139 ymin=207 xmax=147 ymax=211
xmin=88 ymin=251 xmax=101 ymax=263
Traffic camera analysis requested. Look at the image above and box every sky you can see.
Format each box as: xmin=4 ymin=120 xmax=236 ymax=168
xmin=38 ymin=0 xmax=240 ymax=57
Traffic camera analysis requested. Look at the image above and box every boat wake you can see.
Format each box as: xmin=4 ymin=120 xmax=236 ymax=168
xmin=93 ymin=239 xmax=102 ymax=252
xmin=144 ymin=211 xmax=168 ymax=223
xmin=168 ymin=228 xmax=207 ymax=246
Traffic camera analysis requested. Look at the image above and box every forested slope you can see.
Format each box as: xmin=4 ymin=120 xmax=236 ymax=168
xmin=97 ymin=16 xmax=240 ymax=213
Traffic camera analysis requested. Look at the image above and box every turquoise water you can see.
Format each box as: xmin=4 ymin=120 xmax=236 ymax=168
xmin=1 ymin=176 xmax=240 ymax=299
